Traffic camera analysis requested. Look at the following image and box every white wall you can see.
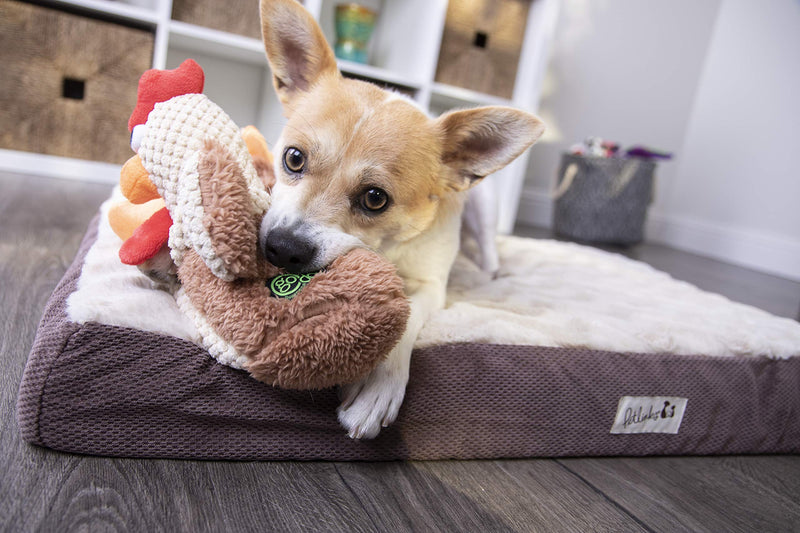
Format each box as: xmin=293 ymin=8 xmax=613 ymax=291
xmin=521 ymin=0 xmax=721 ymax=216
xmin=519 ymin=0 xmax=800 ymax=281
xmin=166 ymin=48 xmax=269 ymax=134
xmin=654 ymin=0 xmax=800 ymax=280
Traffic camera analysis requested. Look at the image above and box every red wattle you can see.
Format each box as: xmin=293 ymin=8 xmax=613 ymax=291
xmin=119 ymin=207 xmax=173 ymax=265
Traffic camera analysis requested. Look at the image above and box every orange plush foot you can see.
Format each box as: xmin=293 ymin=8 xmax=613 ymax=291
xmin=120 ymin=155 xmax=160 ymax=205
xmin=108 ymin=197 xmax=165 ymax=241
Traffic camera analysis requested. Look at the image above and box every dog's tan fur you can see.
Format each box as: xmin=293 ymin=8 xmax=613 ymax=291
xmin=276 ymin=76 xmax=448 ymax=247
xmin=259 ymin=0 xmax=544 ymax=438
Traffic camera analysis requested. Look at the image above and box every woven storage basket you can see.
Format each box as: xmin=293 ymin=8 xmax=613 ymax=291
xmin=434 ymin=0 xmax=530 ymax=99
xmin=0 ymin=1 xmax=153 ymax=164
xmin=171 ymin=0 xmax=261 ymax=39
xmin=553 ymin=153 xmax=655 ymax=245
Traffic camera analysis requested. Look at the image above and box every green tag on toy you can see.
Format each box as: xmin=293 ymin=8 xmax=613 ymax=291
xmin=267 ymin=272 xmax=317 ymax=299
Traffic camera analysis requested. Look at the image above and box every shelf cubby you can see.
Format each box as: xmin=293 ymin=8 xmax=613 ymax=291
xmin=1 ymin=0 xmax=559 ymax=231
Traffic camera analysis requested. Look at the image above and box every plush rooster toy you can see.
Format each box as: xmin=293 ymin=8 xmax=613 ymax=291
xmin=108 ymin=59 xmax=202 ymax=264
xmin=110 ymin=59 xmax=275 ymax=266
xmin=106 ymin=60 xmax=409 ymax=391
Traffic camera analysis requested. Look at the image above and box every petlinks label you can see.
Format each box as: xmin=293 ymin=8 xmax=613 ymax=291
xmin=610 ymin=396 xmax=688 ymax=434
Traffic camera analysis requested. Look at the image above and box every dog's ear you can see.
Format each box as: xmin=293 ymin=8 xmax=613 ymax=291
xmin=260 ymin=0 xmax=339 ymax=109
xmin=436 ymin=107 xmax=545 ymax=192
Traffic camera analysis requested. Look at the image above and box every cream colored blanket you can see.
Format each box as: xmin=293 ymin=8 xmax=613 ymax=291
xmin=69 ymin=193 xmax=800 ymax=362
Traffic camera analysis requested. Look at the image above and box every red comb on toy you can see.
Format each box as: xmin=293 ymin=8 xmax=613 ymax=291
xmin=127 ymin=59 xmax=205 ymax=132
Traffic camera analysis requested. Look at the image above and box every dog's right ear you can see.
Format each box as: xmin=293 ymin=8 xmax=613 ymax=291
xmin=260 ymin=0 xmax=339 ymax=110
xmin=436 ymin=107 xmax=545 ymax=192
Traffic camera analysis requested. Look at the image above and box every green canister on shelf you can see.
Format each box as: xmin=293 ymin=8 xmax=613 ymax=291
xmin=334 ymin=3 xmax=376 ymax=64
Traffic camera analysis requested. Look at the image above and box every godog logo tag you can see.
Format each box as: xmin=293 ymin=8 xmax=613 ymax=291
xmin=610 ymin=396 xmax=687 ymax=434
xmin=267 ymin=272 xmax=317 ymax=299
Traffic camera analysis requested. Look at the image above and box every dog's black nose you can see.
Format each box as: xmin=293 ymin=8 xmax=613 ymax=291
xmin=261 ymin=227 xmax=318 ymax=273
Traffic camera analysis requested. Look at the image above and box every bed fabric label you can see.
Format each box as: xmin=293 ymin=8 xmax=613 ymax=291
xmin=610 ymin=396 xmax=688 ymax=434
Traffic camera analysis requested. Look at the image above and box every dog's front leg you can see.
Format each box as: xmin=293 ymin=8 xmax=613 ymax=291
xmin=462 ymin=179 xmax=500 ymax=275
xmin=337 ymin=280 xmax=445 ymax=439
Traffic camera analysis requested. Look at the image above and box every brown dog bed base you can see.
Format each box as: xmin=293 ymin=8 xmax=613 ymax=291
xmin=17 ymin=212 xmax=800 ymax=460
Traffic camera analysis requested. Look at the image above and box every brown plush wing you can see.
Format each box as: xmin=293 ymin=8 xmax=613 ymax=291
xmin=179 ymin=247 xmax=409 ymax=390
xmin=196 ymin=138 xmax=261 ymax=279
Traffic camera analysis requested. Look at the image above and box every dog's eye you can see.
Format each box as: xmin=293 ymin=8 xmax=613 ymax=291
xmin=360 ymin=188 xmax=390 ymax=213
xmin=283 ymin=147 xmax=306 ymax=174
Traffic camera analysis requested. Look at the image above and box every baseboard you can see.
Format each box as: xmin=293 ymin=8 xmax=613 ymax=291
xmin=646 ymin=213 xmax=800 ymax=282
xmin=0 ymin=149 xmax=120 ymax=185
xmin=517 ymin=187 xmax=800 ymax=282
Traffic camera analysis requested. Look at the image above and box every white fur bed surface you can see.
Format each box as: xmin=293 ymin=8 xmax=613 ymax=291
xmin=419 ymin=238 xmax=800 ymax=358
xmin=68 ymin=193 xmax=800 ymax=360
xmin=68 ymin=192 xmax=199 ymax=343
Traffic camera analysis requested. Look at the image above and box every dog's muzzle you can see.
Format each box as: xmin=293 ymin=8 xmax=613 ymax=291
xmin=261 ymin=226 xmax=318 ymax=274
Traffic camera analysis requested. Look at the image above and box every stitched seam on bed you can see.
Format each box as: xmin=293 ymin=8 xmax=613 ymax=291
xmin=35 ymin=322 xmax=84 ymax=449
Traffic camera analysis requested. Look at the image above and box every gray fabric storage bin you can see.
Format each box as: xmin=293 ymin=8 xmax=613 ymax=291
xmin=553 ymin=153 xmax=656 ymax=245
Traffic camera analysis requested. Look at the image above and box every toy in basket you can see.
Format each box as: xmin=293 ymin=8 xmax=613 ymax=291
xmin=553 ymin=138 xmax=672 ymax=245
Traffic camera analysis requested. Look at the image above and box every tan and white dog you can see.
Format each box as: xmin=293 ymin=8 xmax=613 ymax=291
xmin=258 ymin=0 xmax=544 ymax=439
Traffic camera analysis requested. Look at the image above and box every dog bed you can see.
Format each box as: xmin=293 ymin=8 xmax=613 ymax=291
xmin=17 ymin=197 xmax=800 ymax=460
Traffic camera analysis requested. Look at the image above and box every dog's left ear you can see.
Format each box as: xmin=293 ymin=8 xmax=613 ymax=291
xmin=260 ymin=0 xmax=340 ymax=110
xmin=436 ymin=107 xmax=545 ymax=192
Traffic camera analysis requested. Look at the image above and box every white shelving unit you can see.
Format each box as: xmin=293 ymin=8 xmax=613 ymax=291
xmin=1 ymin=0 xmax=559 ymax=232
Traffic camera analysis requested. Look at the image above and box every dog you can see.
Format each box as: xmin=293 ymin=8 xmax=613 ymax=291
xmin=258 ymin=0 xmax=544 ymax=439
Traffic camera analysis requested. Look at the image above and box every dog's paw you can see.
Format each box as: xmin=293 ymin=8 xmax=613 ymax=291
xmin=337 ymin=363 xmax=408 ymax=440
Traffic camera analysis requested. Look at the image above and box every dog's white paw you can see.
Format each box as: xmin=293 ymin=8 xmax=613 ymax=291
xmin=337 ymin=363 xmax=408 ymax=440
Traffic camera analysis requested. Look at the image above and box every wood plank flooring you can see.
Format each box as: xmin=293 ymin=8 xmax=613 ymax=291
xmin=1 ymin=171 xmax=798 ymax=532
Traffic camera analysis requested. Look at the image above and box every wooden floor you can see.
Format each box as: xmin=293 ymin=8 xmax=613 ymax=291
xmin=1 ymin=171 xmax=798 ymax=532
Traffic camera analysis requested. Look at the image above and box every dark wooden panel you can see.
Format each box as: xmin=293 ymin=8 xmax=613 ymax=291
xmin=559 ymin=456 xmax=800 ymax=533
xmin=29 ymin=460 xmax=377 ymax=532
xmin=172 ymin=0 xmax=262 ymax=39
xmin=420 ymin=460 xmax=646 ymax=532
xmin=0 ymin=173 xmax=115 ymax=531
xmin=0 ymin=2 xmax=153 ymax=164
xmin=435 ymin=0 xmax=530 ymax=99
xmin=331 ymin=461 xmax=519 ymax=532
